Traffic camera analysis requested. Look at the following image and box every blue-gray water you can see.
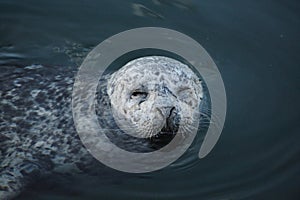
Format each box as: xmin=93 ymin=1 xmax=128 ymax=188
xmin=1 ymin=0 xmax=299 ymax=199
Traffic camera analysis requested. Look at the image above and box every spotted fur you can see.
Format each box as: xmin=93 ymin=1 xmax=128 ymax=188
xmin=0 ymin=64 xmax=95 ymax=199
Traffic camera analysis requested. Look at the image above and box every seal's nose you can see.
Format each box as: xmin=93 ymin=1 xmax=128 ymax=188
xmin=157 ymin=106 xmax=175 ymax=118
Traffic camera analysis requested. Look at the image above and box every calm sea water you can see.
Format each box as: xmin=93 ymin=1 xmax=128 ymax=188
xmin=1 ymin=0 xmax=299 ymax=199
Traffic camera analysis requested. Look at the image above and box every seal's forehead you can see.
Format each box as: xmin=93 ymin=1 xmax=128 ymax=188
xmin=110 ymin=56 xmax=198 ymax=85
xmin=123 ymin=56 xmax=192 ymax=76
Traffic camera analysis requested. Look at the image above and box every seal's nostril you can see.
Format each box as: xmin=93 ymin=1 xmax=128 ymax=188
xmin=169 ymin=107 xmax=176 ymax=118
xmin=157 ymin=106 xmax=175 ymax=118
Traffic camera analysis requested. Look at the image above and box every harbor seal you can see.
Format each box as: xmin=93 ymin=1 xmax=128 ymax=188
xmin=0 ymin=56 xmax=204 ymax=199
xmin=107 ymin=56 xmax=203 ymax=139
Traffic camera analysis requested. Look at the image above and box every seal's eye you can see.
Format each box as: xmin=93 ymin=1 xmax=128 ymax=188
xmin=130 ymin=91 xmax=148 ymax=99
xmin=177 ymin=87 xmax=196 ymax=106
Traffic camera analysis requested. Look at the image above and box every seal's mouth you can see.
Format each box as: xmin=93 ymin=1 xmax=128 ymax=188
xmin=149 ymin=117 xmax=178 ymax=147
xmin=157 ymin=107 xmax=180 ymax=136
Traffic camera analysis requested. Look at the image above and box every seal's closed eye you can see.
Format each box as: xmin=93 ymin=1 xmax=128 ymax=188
xmin=130 ymin=91 xmax=148 ymax=99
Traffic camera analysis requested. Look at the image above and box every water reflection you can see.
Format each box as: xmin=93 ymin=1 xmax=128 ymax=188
xmin=132 ymin=3 xmax=164 ymax=19
xmin=152 ymin=0 xmax=195 ymax=10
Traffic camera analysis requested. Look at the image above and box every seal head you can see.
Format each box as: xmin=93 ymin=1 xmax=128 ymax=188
xmin=107 ymin=56 xmax=203 ymax=139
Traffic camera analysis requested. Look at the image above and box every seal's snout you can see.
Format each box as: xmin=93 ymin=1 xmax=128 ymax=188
xmin=158 ymin=106 xmax=180 ymax=135
xmin=156 ymin=106 xmax=175 ymax=119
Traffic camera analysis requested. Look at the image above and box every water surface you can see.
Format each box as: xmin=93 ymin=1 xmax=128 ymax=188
xmin=0 ymin=0 xmax=299 ymax=199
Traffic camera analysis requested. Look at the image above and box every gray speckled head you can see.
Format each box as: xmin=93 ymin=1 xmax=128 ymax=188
xmin=107 ymin=56 xmax=203 ymax=138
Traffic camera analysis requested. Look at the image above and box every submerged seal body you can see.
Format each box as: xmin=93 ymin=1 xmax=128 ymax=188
xmin=0 ymin=65 xmax=92 ymax=199
xmin=0 ymin=56 xmax=204 ymax=199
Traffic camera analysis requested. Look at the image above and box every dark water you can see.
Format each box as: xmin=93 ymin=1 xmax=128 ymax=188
xmin=1 ymin=0 xmax=299 ymax=199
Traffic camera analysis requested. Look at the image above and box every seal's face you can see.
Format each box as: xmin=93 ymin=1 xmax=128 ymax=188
xmin=107 ymin=56 xmax=203 ymax=138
